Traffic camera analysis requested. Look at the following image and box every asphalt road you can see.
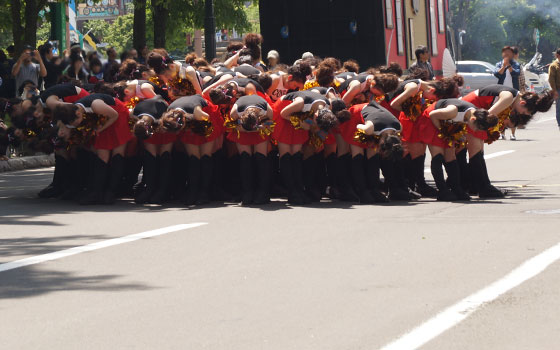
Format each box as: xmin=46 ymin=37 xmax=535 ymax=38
xmin=1 ymin=109 xmax=560 ymax=350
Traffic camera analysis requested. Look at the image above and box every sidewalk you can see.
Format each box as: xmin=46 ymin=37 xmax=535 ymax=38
xmin=0 ymin=154 xmax=55 ymax=173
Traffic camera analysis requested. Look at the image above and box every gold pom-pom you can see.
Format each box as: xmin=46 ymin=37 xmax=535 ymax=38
xmin=125 ymin=96 xmax=140 ymax=110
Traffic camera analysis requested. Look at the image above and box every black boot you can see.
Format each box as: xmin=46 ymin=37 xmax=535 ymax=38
xmin=103 ymin=154 xmax=125 ymax=204
xmin=412 ymin=154 xmax=438 ymax=197
xmin=431 ymin=154 xmax=457 ymax=201
xmin=60 ymin=158 xmax=80 ymax=200
xmin=403 ymin=154 xmax=416 ymax=190
xmin=280 ymin=153 xmax=302 ymax=205
xmin=80 ymin=156 xmax=108 ymax=205
xmin=456 ymin=148 xmax=470 ymax=192
xmin=119 ymin=155 xmax=141 ymax=197
xmin=211 ymin=148 xmax=228 ymax=201
xmin=337 ymin=154 xmax=360 ymax=202
xmin=196 ymin=154 xmax=212 ymax=205
xmin=150 ymin=152 xmax=173 ymax=204
xmin=254 ymin=153 xmax=271 ymax=205
xmin=325 ymin=153 xmax=340 ymax=199
xmin=444 ymin=160 xmax=471 ymax=201
xmin=470 ymin=152 xmax=506 ymax=198
xmin=366 ymin=154 xmax=389 ymax=203
xmin=183 ymin=156 xmax=201 ymax=205
xmin=38 ymin=154 xmax=67 ymax=198
xmin=351 ymin=154 xmax=376 ymax=204
xmin=239 ymin=152 xmax=254 ymax=205
xmin=135 ymin=153 xmax=157 ymax=204
xmin=381 ymin=158 xmax=411 ymax=201
xmin=292 ymin=152 xmax=310 ymax=204
xmin=170 ymin=150 xmax=188 ymax=200
xmin=303 ymin=154 xmax=322 ymax=202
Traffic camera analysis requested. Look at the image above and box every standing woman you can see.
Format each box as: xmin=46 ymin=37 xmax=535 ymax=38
xmin=131 ymin=96 xmax=177 ymax=204
xmin=272 ymin=90 xmax=337 ymax=205
xmin=227 ymin=94 xmax=274 ymax=205
xmin=163 ymin=95 xmax=221 ymax=205
xmin=462 ymin=85 xmax=554 ymax=197
xmin=420 ymin=99 xmax=498 ymax=201
xmin=53 ymin=93 xmax=133 ymax=204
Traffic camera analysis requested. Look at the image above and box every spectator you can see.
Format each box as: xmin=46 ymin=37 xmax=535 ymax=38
xmin=410 ymin=45 xmax=434 ymax=80
xmin=494 ymin=46 xmax=520 ymax=90
xmin=103 ymin=47 xmax=119 ymax=82
xmin=549 ymin=48 xmax=560 ymax=131
xmin=128 ymin=49 xmax=139 ymax=62
xmin=88 ymin=58 xmax=104 ymax=84
xmin=511 ymin=46 xmax=527 ymax=92
xmin=39 ymin=41 xmax=64 ymax=89
xmin=11 ymin=45 xmax=46 ymax=94
xmin=1 ymin=46 xmax=16 ymax=98
xmin=138 ymin=45 xmax=149 ymax=64
xmin=62 ymin=52 xmax=88 ymax=85
xmin=267 ymin=50 xmax=279 ymax=71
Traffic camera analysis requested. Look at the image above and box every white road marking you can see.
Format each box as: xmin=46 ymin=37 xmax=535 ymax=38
xmin=379 ymin=241 xmax=560 ymax=350
xmin=525 ymin=209 xmax=560 ymax=215
xmin=0 ymin=223 xmax=207 ymax=273
xmin=424 ymin=150 xmax=516 ymax=173
xmin=535 ymin=116 xmax=556 ymax=124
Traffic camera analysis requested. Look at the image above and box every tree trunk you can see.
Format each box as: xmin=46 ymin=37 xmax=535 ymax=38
xmin=133 ymin=0 xmax=147 ymax=51
xmin=10 ymin=0 xmax=23 ymax=55
xmin=23 ymin=0 xmax=42 ymax=48
xmin=152 ymin=1 xmax=168 ymax=48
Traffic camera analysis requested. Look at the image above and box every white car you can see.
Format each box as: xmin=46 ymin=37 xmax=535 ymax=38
xmin=456 ymin=61 xmax=498 ymax=94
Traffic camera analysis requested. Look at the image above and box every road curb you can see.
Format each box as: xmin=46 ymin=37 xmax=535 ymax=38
xmin=0 ymin=154 xmax=55 ymax=173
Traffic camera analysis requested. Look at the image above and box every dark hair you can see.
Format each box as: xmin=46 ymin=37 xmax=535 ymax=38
xmin=113 ymin=81 xmax=128 ymax=100
xmin=520 ymin=90 xmax=555 ymax=115
xmin=227 ymin=41 xmax=244 ymax=53
xmin=240 ymin=107 xmax=260 ymax=131
xmin=161 ymin=109 xmax=185 ymax=132
xmin=508 ymin=112 xmax=532 ymax=127
xmin=18 ymin=80 xmax=37 ymax=97
xmin=342 ymin=59 xmax=360 ymax=73
xmin=511 ymin=46 xmax=519 ymax=55
xmin=89 ymin=57 xmax=102 ymax=69
xmin=372 ymin=73 xmax=399 ymax=94
xmin=254 ymin=74 xmax=272 ymax=91
xmin=430 ymin=76 xmax=462 ymax=99
xmin=209 ymin=86 xmax=233 ymax=105
xmin=53 ymin=104 xmax=80 ymax=124
xmin=316 ymin=62 xmax=335 ymax=87
xmin=379 ymin=133 xmax=403 ymax=160
xmin=147 ymin=49 xmax=173 ymax=75
xmin=472 ymin=109 xmax=499 ymax=130
xmin=0 ymin=97 xmax=22 ymax=116
xmin=415 ymin=45 xmax=428 ymax=60
xmin=243 ymin=33 xmax=263 ymax=61
xmin=379 ymin=62 xmax=403 ymax=77
xmin=119 ymin=59 xmax=140 ymax=80
xmin=330 ymin=99 xmax=351 ymax=123
xmin=406 ymin=66 xmax=430 ymax=80
xmin=555 ymin=48 xmax=560 ymax=56
xmin=94 ymin=82 xmax=116 ymax=96
xmin=322 ymin=57 xmax=341 ymax=71
xmin=11 ymin=108 xmax=37 ymax=130
xmin=288 ymin=62 xmax=312 ymax=83
xmin=315 ymin=108 xmax=337 ymax=132
xmin=133 ymin=118 xmax=153 ymax=140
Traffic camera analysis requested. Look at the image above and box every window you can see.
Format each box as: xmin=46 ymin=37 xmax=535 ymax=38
xmin=429 ymin=0 xmax=438 ymax=56
xmin=437 ymin=0 xmax=445 ymax=33
xmin=385 ymin=0 xmax=394 ymax=29
xmin=395 ymin=0 xmax=404 ymax=55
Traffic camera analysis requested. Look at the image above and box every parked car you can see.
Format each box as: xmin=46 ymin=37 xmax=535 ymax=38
xmin=456 ymin=61 xmax=498 ymax=94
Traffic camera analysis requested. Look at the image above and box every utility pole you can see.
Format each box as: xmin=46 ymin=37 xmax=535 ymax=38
xmin=204 ymin=0 xmax=216 ymax=60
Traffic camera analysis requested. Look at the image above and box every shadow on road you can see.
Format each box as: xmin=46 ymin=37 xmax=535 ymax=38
xmin=0 ymin=266 xmax=153 ymax=300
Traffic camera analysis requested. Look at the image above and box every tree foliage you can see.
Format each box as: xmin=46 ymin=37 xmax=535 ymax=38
xmin=449 ymin=0 xmax=560 ymax=64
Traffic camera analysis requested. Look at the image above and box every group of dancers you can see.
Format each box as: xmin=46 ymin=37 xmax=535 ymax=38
xmin=1 ymin=33 xmax=555 ymax=206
